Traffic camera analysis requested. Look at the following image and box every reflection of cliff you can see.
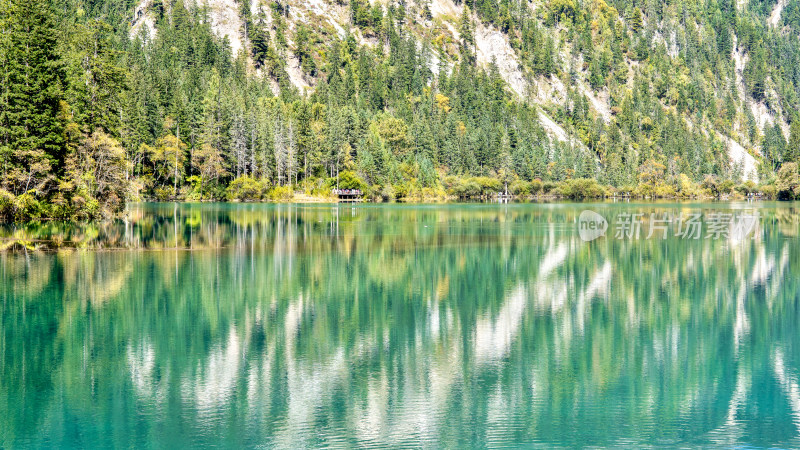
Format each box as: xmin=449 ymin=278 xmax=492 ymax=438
xmin=474 ymin=285 xmax=527 ymax=364
xmin=186 ymin=328 xmax=245 ymax=415
xmin=772 ymin=350 xmax=800 ymax=433
xmin=3 ymin=204 xmax=800 ymax=446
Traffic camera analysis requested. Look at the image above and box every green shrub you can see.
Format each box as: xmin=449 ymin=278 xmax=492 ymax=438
xmin=542 ymin=181 xmax=559 ymax=193
xmin=19 ymin=194 xmax=41 ymax=213
xmin=443 ymin=178 xmax=461 ymax=197
xmin=154 ymin=187 xmax=173 ymax=201
xmin=0 ymin=190 xmax=15 ymax=221
xmin=84 ymin=197 xmax=101 ymax=218
xmin=451 ymin=179 xmax=481 ymax=198
xmin=394 ymin=181 xmax=412 ymax=200
xmin=735 ymin=180 xmax=757 ymax=196
xmin=441 ymin=175 xmax=459 ymax=192
xmin=442 ymin=176 xmax=506 ymax=198
xmin=759 ymin=184 xmax=777 ymax=199
xmin=13 ymin=193 xmax=45 ymax=221
xmin=700 ymin=175 xmax=720 ymax=197
xmin=305 ymin=177 xmax=334 ymax=197
xmin=472 ymin=176 xmax=502 ymax=195
xmin=402 ymin=185 xmax=448 ymax=202
xmin=635 ymin=180 xmax=677 ymax=198
xmin=378 ymin=184 xmax=396 ymax=202
xmin=634 ymin=182 xmax=654 ymax=198
xmin=529 ymin=179 xmax=543 ymax=194
xmin=337 ymin=171 xmax=368 ymax=191
xmin=206 ymin=183 xmax=228 ymax=201
xmin=653 ymin=183 xmax=676 ymax=198
xmin=510 ymin=180 xmax=531 ymax=196
xmin=266 ymin=185 xmax=294 ymax=201
xmin=776 ymin=162 xmax=800 ymax=200
xmin=675 ymin=174 xmax=699 ymax=198
xmin=556 ymin=178 xmax=607 ymax=199
xmin=310 ymin=184 xmax=333 ymax=197
xmin=617 ymin=185 xmax=637 ymax=196
xmin=718 ymin=179 xmax=736 ymax=195
xmin=227 ymin=176 xmax=265 ymax=201
xmin=185 ymin=175 xmax=204 ymax=201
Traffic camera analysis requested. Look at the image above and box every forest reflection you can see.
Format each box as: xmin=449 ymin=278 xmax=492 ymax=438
xmin=2 ymin=202 xmax=800 ymax=447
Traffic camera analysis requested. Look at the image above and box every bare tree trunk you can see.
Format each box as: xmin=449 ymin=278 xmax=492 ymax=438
xmin=250 ymin=119 xmax=257 ymax=177
xmin=174 ymin=123 xmax=180 ymax=198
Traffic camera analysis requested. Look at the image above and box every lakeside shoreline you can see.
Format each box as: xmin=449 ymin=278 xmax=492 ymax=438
xmin=1 ymin=200 xmax=793 ymax=253
xmin=140 ymin=193 xmax=774 ymax=204
xmin=5 ymin=167 xmax=794 ymax=222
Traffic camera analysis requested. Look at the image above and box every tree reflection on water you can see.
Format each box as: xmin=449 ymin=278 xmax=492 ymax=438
xmin=1 ymin=202 xmax=800 ymax=447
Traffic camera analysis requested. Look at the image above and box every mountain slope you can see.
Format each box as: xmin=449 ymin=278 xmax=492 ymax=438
xmin=4 ymin=0 xmax=800 ymax=219
xmin=128 ymin=0 xmax=800 ymax=184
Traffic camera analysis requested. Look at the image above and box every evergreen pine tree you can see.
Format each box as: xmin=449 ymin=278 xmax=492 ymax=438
xmin=788 ymin=118 xmax=800 ymax=164
xmin=2 ymin=0 xmax=66 ymax=180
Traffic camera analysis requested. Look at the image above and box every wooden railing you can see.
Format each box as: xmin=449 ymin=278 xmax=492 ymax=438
xmin=332 ymin=189 xmax=363 ymax=196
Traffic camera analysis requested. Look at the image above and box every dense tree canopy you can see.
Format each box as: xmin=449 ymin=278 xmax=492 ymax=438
xmin=1 ymin=0 xmax=799 ymax=219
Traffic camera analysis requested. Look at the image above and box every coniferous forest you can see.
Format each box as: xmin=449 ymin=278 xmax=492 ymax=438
xmin=2 ymin=0 xmax=800 ymax=220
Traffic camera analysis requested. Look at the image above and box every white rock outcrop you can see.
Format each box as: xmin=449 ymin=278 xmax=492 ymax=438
xmin=475 ymin=24 xmax=527 ymax=98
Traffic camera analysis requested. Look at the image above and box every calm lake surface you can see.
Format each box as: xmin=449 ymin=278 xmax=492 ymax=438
xmin=2 ymin=202 xmax=800 ymax=447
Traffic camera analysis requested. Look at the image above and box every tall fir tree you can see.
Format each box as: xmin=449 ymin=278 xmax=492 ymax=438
xmin=1 ymin=0 xmax=67 ymax=190
xmin=788 ymin=118 xmax=800 ymax=164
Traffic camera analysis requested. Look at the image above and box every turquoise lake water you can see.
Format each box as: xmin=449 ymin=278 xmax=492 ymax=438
xmin=2 ymin=202 xmax=800 ymax=447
